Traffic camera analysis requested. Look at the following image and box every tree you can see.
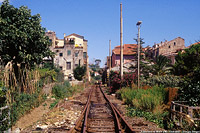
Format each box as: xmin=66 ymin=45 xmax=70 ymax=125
xmin=152 ymin=55 xmax=171 ymax=75
xmin=0 ymin=1 xmax=52 ymax=71
xmin=73 ymin=66 xmax=86 ymax=81
xmin=174 ymin=43 xmax=200 ymax=79
xmin=134 ymin=37 xmax=145 ymax=57
xmin=95 ymin=59 xmax=101 ymax=69
xmin=134 ymin=37 xmax=145 ymax=46
xmin=174 ymin=43 xmax=200 ymax=106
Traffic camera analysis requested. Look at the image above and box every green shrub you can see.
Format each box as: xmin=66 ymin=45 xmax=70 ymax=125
xmin=37 ymin=67 xmax=64 ymax=86
xmin=127 ymin=107 xmax=172 ymax=129
xmin=43 ymin=62 xmax=54 ymax=69
xmin=73 ymin=66 xmax=86 ymax=81
xmin=142 ymin=75 xmax=182 ymax=88
xmin=116 ymin=86 xmax=168 ymax=111
xmin=94 ymin=75 xmax=101 ymax=81
xmin=63 ymin=80 xmax=70 ymax=87
xmin=10 ymin=89 xmax=44 ymax=126
xmin=0 ymin=106 xmax=10 ymax=131
xmin=52 ymin=81 xmax=84 ymax=99
xmin=116 ymin=86 xmax=174 ymax=129
xmin=0 ymin=86 xmax=7 ymax=107
xmin=52 ymin=84 xmax=68 ymax=99
xmin=38 ymin=68 xmax=57 ymax=84
xmin=117 ymin=88 xmax=137 ymax=104
xmin=49 ymin=99 xmax=59 ymax=109
xmin=178 ymin=80 xmax=200 ymax=106
xmin=0 ymin=84 xmax=9 ymax=131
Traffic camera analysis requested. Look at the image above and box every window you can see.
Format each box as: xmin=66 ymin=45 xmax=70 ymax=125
xmin=56 ymin=50 xmax=59 ymax=53
xmin=66 ymin=62 xmax=71 ymax=70
xmin=79 ymin=59 xmax=81 ymax=66
xmin=60 ymin=66 xmax=63 ymax=70
xmin=75 ymin=64 xmax=78 ymax=67
xmin=174 ymin=42 xmax=176 ymax=46
xmin=169 ymin=46 xmax=171 ymax=48
xmin=67 ymin=50 xmax=71 ymax=56
xmin=49 ymin=39 xmax=52 ymax=44
xmin=75 ymin=52 xmax=78 ymax=57
xmin=115 ymin=61 xmax=118 ymax=65
xmin=83 ymin=52 xmax=87 ymax=59
xmin=59 ymin=53 xmax=63 ymax=57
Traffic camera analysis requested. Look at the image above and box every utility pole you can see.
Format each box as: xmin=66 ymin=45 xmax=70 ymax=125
xmin=86 ymin=54 xmax=90 ymax=82
xmin=120 ymin=3 xmax=123 ymax=79
xmin=109 ymin=40 xmax=111 ymax=87
xmin=136 ymin=21 xmax=142 ymax=90
xmin=109 ymin=40 xmax=111 ymax=71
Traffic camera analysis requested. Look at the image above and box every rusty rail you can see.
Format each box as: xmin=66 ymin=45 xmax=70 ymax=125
xmin=69 ymin=84 xmax=134 ymax=133
xmin=99 ymin=84 xmax=134 ymax=133
xmin=82 ymin=89 xmax=92 ymax=133
xmin=69 ymin=88 xmax=93 ymax=133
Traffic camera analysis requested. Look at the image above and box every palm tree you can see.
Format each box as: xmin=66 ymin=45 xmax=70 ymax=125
xmin=152 ymin=55 xmax=172 ymax=75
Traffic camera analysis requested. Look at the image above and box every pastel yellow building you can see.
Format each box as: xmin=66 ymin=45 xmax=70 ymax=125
xmin=45 ymin=31 xmax=88 ymax=80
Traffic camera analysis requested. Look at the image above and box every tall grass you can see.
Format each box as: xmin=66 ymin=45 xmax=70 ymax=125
xmin=116 ymin=86 xmax=168 ymax=111
xmin=52 ymin=81 xmax=84 ymax=99
xmin=0 ymin=62 xmax=63 ymax=131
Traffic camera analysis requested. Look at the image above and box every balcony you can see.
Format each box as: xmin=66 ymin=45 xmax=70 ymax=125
xmin=65 ymin=38 xmax=75 ymax=45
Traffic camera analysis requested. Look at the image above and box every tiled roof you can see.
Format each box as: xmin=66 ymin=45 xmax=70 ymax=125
xmin=112 ymin=44 xmax=138 ymax=55
xmin=190 ymin=41 xmax=200 ymax=46
xmin=186 ymin=42 xmax=200 ymax=48
xmin=66 ymin=33 xmax=84 ymax=39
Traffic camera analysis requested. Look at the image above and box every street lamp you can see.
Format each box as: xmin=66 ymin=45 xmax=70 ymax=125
xmin=136 ymin=21 xmax=142 ymax=90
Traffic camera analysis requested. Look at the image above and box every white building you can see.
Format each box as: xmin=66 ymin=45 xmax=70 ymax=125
xmin=46 ymin=31 xmax=88 ymax=80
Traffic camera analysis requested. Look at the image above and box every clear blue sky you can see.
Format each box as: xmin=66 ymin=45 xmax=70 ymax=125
xmin=1 ymin=0 xmax=200 ymax=67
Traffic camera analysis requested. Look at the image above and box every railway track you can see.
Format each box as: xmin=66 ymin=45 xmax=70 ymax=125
xmin=69 ymin=84 xmax=134 ymax=133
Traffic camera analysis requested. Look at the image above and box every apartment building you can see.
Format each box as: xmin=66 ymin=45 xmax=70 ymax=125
xmin=45 ymin=31 xmax=88 ymax=80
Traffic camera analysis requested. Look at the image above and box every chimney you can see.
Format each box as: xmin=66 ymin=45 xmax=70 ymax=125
xmin=64 ymin=33 xmax=66 ymax=38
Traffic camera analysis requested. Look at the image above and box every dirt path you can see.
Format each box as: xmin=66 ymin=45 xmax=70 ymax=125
xmin=18 ymin=84 xmax=91 ymax=132
xmin=12 ymin=98 xmax=53 ymax=131
xmin=12 ymin=83 xmax=55 ymax=131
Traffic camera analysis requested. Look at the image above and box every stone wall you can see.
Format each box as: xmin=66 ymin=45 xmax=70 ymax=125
xmin=153 ymin=37 xmax=185 ymax=58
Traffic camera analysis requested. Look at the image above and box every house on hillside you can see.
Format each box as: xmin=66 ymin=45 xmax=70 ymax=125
xmin=111 ymin=44 xmax=145 ymax=67
xmin=152 ymin=37 xmax=185 ymax=64
xmin=45 ymin=31 xmax=88 ymax=80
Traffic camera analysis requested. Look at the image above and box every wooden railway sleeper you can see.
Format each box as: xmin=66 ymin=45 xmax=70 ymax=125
xmin=70 ymin=85 xmax=134 ymax=133
xmin=99 ymin=84 xmax=135 ymax=133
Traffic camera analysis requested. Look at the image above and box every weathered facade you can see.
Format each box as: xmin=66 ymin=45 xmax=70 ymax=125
xmin=108 ymin=37 xmax=186 ymax=70
xmin=45 ymin=31 xmax=88 ymax=80
xmin=111 ymin=44 xmax=138 ymax=67
xmin=152 ymin=37 xmax=185 ymax=64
